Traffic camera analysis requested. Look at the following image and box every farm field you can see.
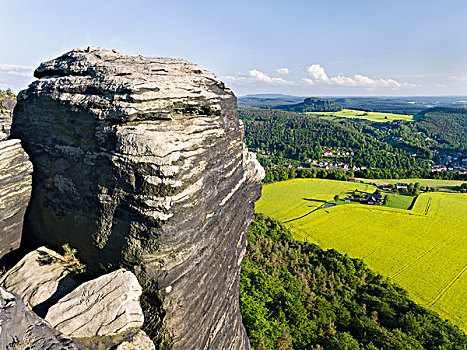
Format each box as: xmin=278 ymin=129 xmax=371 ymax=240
xmin=305 ymin=108 xmax=414 ymax=122
xmin=256 ymin=178 xmax=467 ymax=331
xmin=357 ymin=178 xmax=466 ymax=193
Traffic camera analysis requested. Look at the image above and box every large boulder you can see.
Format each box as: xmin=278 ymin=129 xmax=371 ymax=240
xmin=12 ymin=47 xmax=263 ymax=349
xmin=115 ymin=330 xmax=156 ymax=350
xmin=0 ymin=138 xmax=33 ymax=259
xmin=0 ymin=287 xmax=83 ymax=350
xmin=0 ymin=246 xmax=78 ymax=316
xmin=45 ymin=268 xmax=144 ymax=345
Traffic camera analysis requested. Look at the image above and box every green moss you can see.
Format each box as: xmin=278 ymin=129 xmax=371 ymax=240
xmin=137 ymin=272 xmax=174 ymax=349
xmin=74 ymin=329 xmax=139 ymax=350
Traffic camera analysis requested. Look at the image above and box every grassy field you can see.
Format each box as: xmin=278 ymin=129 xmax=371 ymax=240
xmin=256 ymin=179 xmax=467 ymax=331
xmin=357 ymin=178 xmax=466 ymax=193
xmin=385 ymin=193 xmax=415 ymax=209
xmin=305 ymin=108 xmax=415 ymax=122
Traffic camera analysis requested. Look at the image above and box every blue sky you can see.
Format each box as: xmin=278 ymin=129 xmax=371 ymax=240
xmin=1 ymin=0 xmax=466 ymax=96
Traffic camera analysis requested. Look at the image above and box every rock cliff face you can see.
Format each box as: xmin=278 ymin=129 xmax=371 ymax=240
xmin=0 ymin=94 xmax=16 ymax=140
xmin=12 ymin=47 xmax=264 ymax=349
xmin=0 ymin=139 xmax=33 ymax=258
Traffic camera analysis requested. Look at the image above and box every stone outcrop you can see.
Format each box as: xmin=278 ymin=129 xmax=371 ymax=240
xmin=0 ymin=138 xmax=33 ymax=259
xmin=0 ymin=246 xmax=78 ymax=316
xmin=0 ymin=94 xmax=15 ymax=140
xmin=45 ymin=268 xmax=144 ymax=346
xmin=0 ymin=287 xmax=83 ymax=350
xmin=12 ymin=46 xmax=264 ymax=349
xmin=115 ymin=330 xmax=156 ymax=350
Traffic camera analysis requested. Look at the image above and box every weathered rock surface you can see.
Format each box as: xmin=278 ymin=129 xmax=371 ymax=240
xmin=0 ymin=287 xmax=83 ymax=350
xmin=0 ymin=138 xmax=33 ymax=259
xmin=12 ymin=47 xmax=264 ymax=349
xmin=45 ymin=268 xmax=143 ymax=342
xmin=115 ymin=330 xmax=156 ymax=350
xmin=0 ymin=94 xmax=15 ymax=140
xmin=0 ymin=246 xmax=78 ymax=315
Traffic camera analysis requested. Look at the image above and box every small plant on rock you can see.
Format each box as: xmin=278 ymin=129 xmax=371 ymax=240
xmin=55 ymin=243 xmax=86 ymax=274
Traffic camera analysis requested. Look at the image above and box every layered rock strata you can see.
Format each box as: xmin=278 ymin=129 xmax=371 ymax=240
xmin=12 ymin=47 xmax=263 ymax=349
xmin=46 ymin=268 xmax=144 ymax=344
xmin=0 ymin=139 xmax=33 ymax=258
xmin=0 ymin=94 xmax=15 ymax=140
xmin=0 ymin=246 xmax=78 ymax=315
xmin=0 ymin=287 xmax=83 ymax=350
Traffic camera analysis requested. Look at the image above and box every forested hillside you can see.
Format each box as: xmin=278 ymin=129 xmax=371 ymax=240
xmin=277 ymin=97 xmax=342 ymax=113
xmin=415 ymin=107 xmax=467 ymax=149
xmin=239 ymin=105 xmax=467 ymax=180
xmin=331 ymin=97 xmax=424 ymax=114
xmin=238 ymin=94 xmax=305 ymax=108
xmin=239 ymin=107 xmax=428 ymax=171
xmin=238 ymin=95 xmax=467 ymax=114
xmin=240 ymin=214 xmax=467 ymax=350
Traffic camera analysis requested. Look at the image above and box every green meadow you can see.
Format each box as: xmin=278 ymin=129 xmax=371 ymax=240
xmin=306 ymin=108 xmax=415 ymax=122
xmin=256 ymin=178 xmax=467 ymax=331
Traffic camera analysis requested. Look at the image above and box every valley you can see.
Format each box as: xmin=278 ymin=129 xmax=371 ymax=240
xmin=256 ymin=178 xmax=467 ymax=331
xmin=305 ymin=108 xmax=415 ymax=122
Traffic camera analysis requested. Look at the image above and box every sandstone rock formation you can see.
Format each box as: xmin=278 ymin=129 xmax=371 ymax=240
xmin=115 ymin=330 xmax=156 ymax=350
xmin=0 ymin=138 xmax=33 ymax=259
xmin=0 ymin=94 xmax=15 ymax=140
xmin=12 ymin=46 xmax=263 ymax=349
xmin=0 ymin=246 xmax=78 ymax=316
xmin=45 ymin=268 xmax=144 ymax=344
xmin=0 ymin=287 xmax=83 ymax=350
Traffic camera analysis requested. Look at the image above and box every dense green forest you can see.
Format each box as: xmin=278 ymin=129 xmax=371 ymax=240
xmin=239 ymin=107 xmax=430 ymax=171
xmin=331 ymin=97 xmax=424 ymax=114
xmin=261 ymin=165 xmax=467 ymax=184
xmin=238 ymin=95 xmax=467 ymax=114
xmin=276 ymin=98 xmax=342 ymax=113
xmin=238 ymin=94 xmax=304 ymax=108
xmin=240 ymin=214 xmax=467 ymax=350
xmin=239 ymin=105 xmax=467 ymax=180
xmin=414 ymin=107 xmax=467 ymax=150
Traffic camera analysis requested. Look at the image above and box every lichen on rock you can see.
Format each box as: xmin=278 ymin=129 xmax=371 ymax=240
xmin=12 ymin=46 xmax=263 ymax=349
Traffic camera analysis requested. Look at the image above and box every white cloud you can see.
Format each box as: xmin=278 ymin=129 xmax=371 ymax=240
xmin=449 ymin=73 xmax=467 ymax=81
xmin=302 ymin=78 xmax=314 ymax=85
xmin=330 ymin=76 xmax=357 ymax=85
xmin=248 ymin=69 xmax=295 ymax=85
xmin=0 ymin=64 xmax=34 ymax=77
xmin=0 ymin=64 xmax=35 ymax=92
xmin=353 ymin=74 xmax=375 ymax=85
xmin=223 ymin=75 xmax=250 ymax=83
xmin=0 ymin=64 xmax=34 ymax=70
xmin=307 ymin=64 xmax=329 ymax=82
xmin=306 ymin=64 xmax=412 ymax=88
xmin=224 ymin=64 xmax=415 ymax=91
xmin=224 ymin=70 xmax=295 ymax=85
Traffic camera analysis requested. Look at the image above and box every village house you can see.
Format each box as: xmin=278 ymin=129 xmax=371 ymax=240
xmin=366 ymin=193 xmax=383 ymax=205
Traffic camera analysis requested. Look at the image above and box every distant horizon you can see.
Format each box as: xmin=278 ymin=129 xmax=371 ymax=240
xmin=239 ymin=93 xmax=467 ymax=98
